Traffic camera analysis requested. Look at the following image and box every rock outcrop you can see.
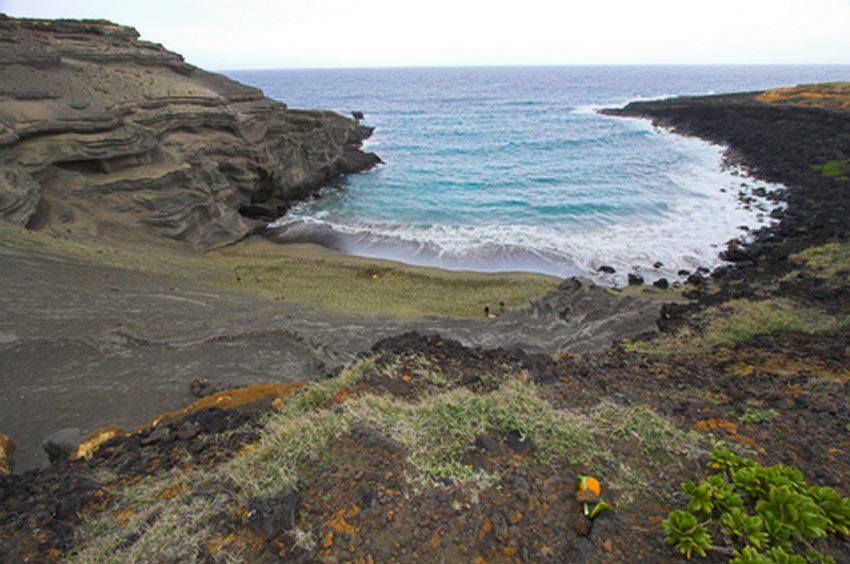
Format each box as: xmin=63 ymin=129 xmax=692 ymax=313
xmin=0 ymin=432 xmax=15 ymax=474
xmin=602 ymin=92 xmax=850 ymax=258
xmin=0 ymin=16 xmax=380 ymax=248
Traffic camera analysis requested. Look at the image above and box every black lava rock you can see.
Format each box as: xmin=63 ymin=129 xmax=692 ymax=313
xmin=627 ymin=273 xmax=644 ymax=286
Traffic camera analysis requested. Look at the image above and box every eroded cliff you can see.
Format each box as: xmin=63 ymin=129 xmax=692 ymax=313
xmin=0 ymin=16 xmax=380 ymax=248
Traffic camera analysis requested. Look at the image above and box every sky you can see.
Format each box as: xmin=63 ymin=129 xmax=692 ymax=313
xmin=2 ymin=0 xmax=850 ymax=70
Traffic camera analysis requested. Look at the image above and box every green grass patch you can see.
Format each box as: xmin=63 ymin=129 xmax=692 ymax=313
xmin=812 ymin=158 xmax=850 ymax=181
xmin=738 ymin=408 xmax=780 ymax=425
xmin=0 ymin=224 xmax=558 ymax=320
xmin=71 ymin=358 xmax=708 ymax=560
xmin=790 ymin=241 xmax=850 ymax=284
xmin=212 ymin=252 xmax=557 ymax=319
xmin=70 ymin=471 xmax=235 ymax=563
xmin=626 ymin=299 xmax=841 ymax=355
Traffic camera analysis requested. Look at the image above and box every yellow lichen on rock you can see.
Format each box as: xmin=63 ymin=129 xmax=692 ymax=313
xmin=0 ymin=432 xmax=16 ymax=475
xmin=72 ymin=425 xmax=124 ymax=461
xmin=757 ymin=82 xmax=850 ymax=110
xmin=145 ymin=382 xmax=307 ymax=430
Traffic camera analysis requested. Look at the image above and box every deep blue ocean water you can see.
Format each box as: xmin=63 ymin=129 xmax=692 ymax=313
xmin=226 ymin=66 xmax=850 ymax=284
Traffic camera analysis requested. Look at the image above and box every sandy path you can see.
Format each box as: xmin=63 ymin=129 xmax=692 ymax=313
xmin=0 ymin=236 xmax=662 ymax=471
xmin=0 ymin=245 xmax=381 ymax=470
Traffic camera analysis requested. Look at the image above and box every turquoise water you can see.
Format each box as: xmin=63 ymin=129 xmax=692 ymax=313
xmin=227 ymin=66 xmax=850 ymax=283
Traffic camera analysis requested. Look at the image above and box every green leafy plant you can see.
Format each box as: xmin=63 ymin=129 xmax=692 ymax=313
xmin=683 ymin=480 xmax=714 ymax=519
xmin=663 ymin=510 xmax=713 ymax=560
xmin=721 ymin=508 xmax=769 ymax=548
xmin=663 ymin=449 xmax=847 ymax=563
xmin=731 ymin=545 xmax=806 ymax=564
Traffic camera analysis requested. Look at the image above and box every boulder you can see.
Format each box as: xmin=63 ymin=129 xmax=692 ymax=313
xmin=248 ymin=486 xmax=302 ymax=539
xmin=721 ymin=242 xmax=755 ymax=263
xmin=687 ymin=273 xmax=706 ymax=286
xmin=627 ymin=273 xmax=644 ymax=286
xmin=652 ymin=277 xmax=669 ymax=289
xmin=42 ymin=428 xmax=84 ymax=464
xmin=597 ymin=265 xmax=616 ymax=274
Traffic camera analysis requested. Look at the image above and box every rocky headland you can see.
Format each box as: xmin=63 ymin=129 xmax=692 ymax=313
xmin=1 ymin=15 xmax=849 ymax=563
xmin=604 ymin=88 xmax=850 ymax=270
xmin=0 ymin=15 xmax=380 ymax=249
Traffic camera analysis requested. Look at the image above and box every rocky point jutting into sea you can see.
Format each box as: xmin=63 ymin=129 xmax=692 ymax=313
xmin=0 ymin=15 xmax=380 ymax=249
xmin=1 ymin=15 xmax=849 ymax=563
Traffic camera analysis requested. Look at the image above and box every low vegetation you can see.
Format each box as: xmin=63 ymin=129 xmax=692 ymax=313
xmin=757 ymin=82 xmax=850 ymax=110
xmin=69 ymin=356 xmax=707 ymax=560
xmin=627 ymin=299 xmax=841 ymax=355
xmin=0 ymin=224 xmax=557 ymax=320
xmin=664 ymin=450 xmax=850 ymax=563
xmin=790 ymin=241 xmax=850 ymax=284
xmin=812 ymin=159 xmax=850 ymax=181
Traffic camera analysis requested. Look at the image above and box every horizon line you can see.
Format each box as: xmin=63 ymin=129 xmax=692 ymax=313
xmin=215 ymin=62 xmax=850 ymax=73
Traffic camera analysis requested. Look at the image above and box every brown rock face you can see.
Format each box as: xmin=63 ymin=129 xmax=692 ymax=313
xmin=0 ymin=432 xmax=15 ymax=474
xmin=0 ymin=16 xmax=380 ymax=248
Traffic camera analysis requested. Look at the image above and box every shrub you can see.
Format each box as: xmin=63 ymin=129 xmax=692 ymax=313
xmin=662 ymin=449 xmax=850 ymax=562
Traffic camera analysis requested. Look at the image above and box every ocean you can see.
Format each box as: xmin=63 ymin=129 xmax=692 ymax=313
xmin=226 ymin=65 xmax=850 ymax=284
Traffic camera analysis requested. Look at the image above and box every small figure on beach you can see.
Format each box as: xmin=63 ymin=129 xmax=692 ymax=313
xmin=499 ymin=300 xmax=506 ymax=314
xmin=235 ymin=271 xmax=242 ymax=282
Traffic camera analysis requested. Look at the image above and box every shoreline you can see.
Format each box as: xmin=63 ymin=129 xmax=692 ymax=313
xmin=268 ymin=109 xmax=783 ymax=288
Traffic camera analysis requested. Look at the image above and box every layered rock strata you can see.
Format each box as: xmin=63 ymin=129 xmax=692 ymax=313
xmin=0 ymin=16 xmax=380 ymax=248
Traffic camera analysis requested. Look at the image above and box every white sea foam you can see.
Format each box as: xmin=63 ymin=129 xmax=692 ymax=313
xmin=272 ymin=165 xmax=782 ymax=286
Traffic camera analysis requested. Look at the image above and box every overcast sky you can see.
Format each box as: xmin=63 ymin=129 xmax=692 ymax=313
xmin=3 ymin=0 xmax=850 ymax=69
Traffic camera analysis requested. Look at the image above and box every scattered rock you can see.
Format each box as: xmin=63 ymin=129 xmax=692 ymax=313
xmin=190 ymin=378 xmax=211 ymax=397
xmin=590 ymin=508 xmax=620 ymax=543
xmin=140 ymin=424 xmax=172 ymax=446
xmin=248 ymin=486 xmax=302 ymax=539
xmin=677 ymin=269 xmax=691 ymax=277
xmin=687 ymin=273 xmax=706 ymax=286
xmin=653 ymin=261 xmax=664 ymax=269
xmin=503 ymin=430 xmax=532 ymax=453
xmin=177 ymin=422 xmax=199 ymax=441
xmin=721 ymin=242 xmax=755 ymax=263
xmin=652 ymin=278 xmax=669 ymax=289
xmin=351 ymin=111 xmax=364 ymax=120
xmin=597 ymin=265 xmax=616 ymax=274
xmin=627 ymin=273 xmax=644 ymax=286
xmin=473 ymin=435 xmax=502 ymax=454
xmin=42 ymin=428 xmax=84 ymax=464
xmin=350 ymin=422 xmax=404 ymax=453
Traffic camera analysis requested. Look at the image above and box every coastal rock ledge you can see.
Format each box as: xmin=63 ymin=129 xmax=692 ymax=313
xmin=0 ymin=16 xmax=380 ymax=248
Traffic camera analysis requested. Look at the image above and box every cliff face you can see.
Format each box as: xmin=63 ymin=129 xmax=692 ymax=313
xmin=0 ymin=16 xmax=380 ymax=248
